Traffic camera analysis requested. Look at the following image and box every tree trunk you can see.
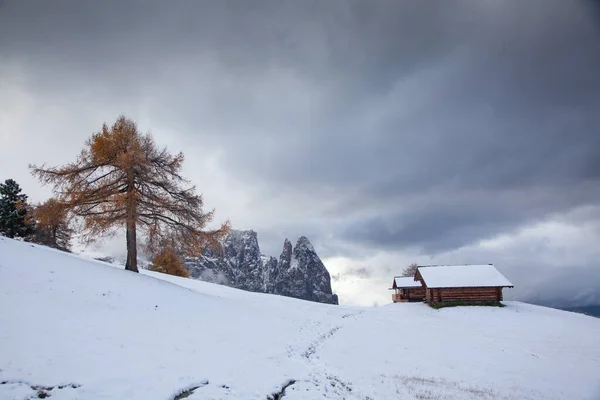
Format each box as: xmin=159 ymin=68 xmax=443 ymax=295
xmin=125 ymin=218 xmax=138 ymax=272
xmin=124 ymin=171 xmax=138 ymax=272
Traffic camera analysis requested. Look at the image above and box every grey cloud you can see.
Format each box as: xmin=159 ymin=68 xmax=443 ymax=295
xmin=347 ymin=267 xmax=371 ymax=279
xmin=512 ymin=265 xmax=600 ymax=308
xmin=0 ymin=1 xmax=487 ymax=78
xmin=330 ymin=267 xmax=371 ymax=283
xmin=341 ymin=182 xmax=600 ymax=253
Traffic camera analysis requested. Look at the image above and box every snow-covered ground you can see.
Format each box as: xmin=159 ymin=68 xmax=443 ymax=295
xmin=1 ymin=237 xmax=599 ymax=400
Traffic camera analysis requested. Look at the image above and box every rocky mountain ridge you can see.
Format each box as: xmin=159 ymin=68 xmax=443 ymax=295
xmin=184 ymin=230 xmax=338 ymax=304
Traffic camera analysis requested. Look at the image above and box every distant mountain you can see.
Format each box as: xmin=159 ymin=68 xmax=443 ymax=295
xmin=555 ymin=305 xmax=600 ymax=318
xmin=525 ymin=298 xmax=600 ymax=319
xmin=184 ymin=230 xmax=338 ymax=305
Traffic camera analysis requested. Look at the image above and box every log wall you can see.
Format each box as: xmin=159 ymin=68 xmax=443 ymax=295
xmin=427 ymin=287 xmax=504 ymax=304
xmin=407 ymin=287 xmax=425 ymax=301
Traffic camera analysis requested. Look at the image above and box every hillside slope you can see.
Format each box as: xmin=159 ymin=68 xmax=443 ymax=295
xmin=0 ymin=237 xmax=599 ymax=400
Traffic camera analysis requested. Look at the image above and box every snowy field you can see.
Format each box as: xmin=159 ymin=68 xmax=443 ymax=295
xmin=1 ymin=237 xmax=599 ymax=400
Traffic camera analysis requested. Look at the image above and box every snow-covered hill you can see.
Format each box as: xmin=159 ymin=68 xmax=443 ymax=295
xmin=1 ymin=237 xmax=599 ymax=400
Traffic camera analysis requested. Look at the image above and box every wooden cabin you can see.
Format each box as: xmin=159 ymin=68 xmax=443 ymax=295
xmin=390 ymin=276 xmax=425 ymax=302
xmin=415 ymin=264 xmax=513 ymax=305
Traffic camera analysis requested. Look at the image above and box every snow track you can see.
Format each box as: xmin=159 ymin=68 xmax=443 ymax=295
xmin=170 ymin=381 xmax=209 ymax=400
xmin=0 ymin=380 xmax=81 ymax=399
xmin=301 ymin=325 xmax=342 ymax=359
xmin=266 ymin=379 xmax=296 ymax=400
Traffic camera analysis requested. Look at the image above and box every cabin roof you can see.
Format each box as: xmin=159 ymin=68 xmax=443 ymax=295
xmin=416 ymin=264 xmax=513 ymax=289
xmin=393 ymin=276 xmax=423 ymax=288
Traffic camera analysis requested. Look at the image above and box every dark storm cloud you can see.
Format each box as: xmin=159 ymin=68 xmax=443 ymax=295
xmin=343 ymin=182 xmax=600 ymax=253
xmin=0 ymin=1 xmax=481 ymax=83
xmin=1 ymin=0 xmax=599 ymax=256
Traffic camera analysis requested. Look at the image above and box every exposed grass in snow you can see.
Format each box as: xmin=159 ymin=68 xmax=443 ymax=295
xmin=267 ymin=379 xmax=297 ymax=400
xmin=429 ymin=300 xmax=505 ymax=309
xmin=399 ymin=376 xmax=497 ymax=400
xmin=171 ymin=381 xmax=209 ymax=400
xmin=1 ymin=237 xmax=600 ymax=400
xmin=0 ymin=380 xmax=81 ymax=400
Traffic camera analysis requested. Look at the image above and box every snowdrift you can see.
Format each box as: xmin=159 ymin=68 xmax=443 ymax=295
xmin=1 ymin=237 xmax=599 ymax=399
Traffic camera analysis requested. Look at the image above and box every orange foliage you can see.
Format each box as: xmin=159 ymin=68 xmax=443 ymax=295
xmin=30 ymin=198 xmax=72 ymax=251
xmin=150 ymin=246 xmax=189 ymax=278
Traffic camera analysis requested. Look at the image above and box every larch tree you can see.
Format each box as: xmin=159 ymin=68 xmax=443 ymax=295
xmin=401 ymin=263 xmax=419 ymax=277
xmin=31 ymin=115 xmax=229 ymax=272
xmin=29 ymin=197 xmax=73 ymax=252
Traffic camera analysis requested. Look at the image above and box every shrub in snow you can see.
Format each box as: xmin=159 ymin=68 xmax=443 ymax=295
xmin=28 ymin=197 xmax=73 ymax=252
xmin=150 ymin=246 xmax=189 ymax=278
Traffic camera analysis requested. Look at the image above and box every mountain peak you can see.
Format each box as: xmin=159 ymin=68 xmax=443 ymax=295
xmin=295 ymin=236 xmax=314 ymax=252
xmin=184 ymin=231 xmax=338 ymax=304
xmin=280 ymin=239 xmax=293 ymax=263
xmin=227 ymin=229 xmax=258 ymax=242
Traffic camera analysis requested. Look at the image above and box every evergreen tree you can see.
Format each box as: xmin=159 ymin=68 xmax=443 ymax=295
xmin=0 ymin=179 xmax=35 ymax=239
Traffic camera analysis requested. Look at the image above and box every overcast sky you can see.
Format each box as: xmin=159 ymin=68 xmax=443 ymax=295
xmin=1 ymin=0 xmax=599 ymax=307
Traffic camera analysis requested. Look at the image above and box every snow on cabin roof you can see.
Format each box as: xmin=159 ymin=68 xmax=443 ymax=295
xmin=393 ymin=276 xmax=423 ymax=288
xmin=417 ymin=264 xmax=513 ymax=289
